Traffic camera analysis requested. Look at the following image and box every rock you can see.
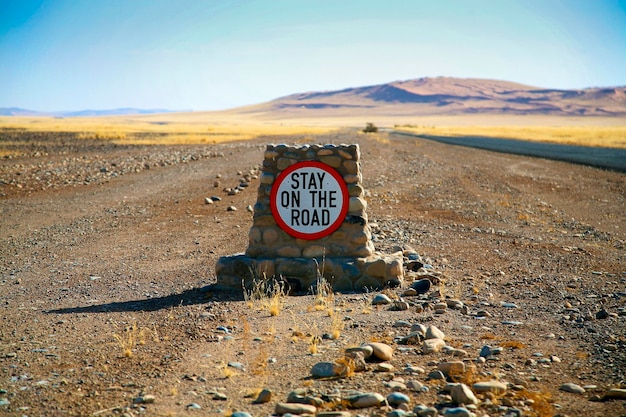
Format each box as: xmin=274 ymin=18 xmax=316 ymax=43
xmin=385 ymin=380 xmax=407 ymax=391
xmin=311 ymin=362 xmax=340 ymax=378
xmin=407 ymin=380 xmax=425 ymax=391
xmin=415 ymin=406 xmax=438 ymax=417
xmin=473 ymin=380 xmax=507 ymax=395
xmin=596 ymin=308 xmax=609 ymax=319
xmin=133 ymin=394 xmax=156 ymax=404
xmin=411 ymin=278 xmax=431 ymax=294
xmin=372 ymin=294 xmax=393 ymax=305
xmin=387 ymin=392 xmax=410 ymax=406
xmin=287 ymin=390 xmax=323 ymax=406
xmin=393 ymin=320 xmax=412 ymax=328
xmin=443 ymin=407 xmax=472 ymax=417
xmin=376 ymin=363 xmax=395 ymax=372
xmin=275 ymin=402 xmax=317 ymax=415
xmin=231 ymin=413 xmax=252 ymax=417
xmin=212 ymin=391 xmax=228 ymax=400
xmin=427 ymin=370 xmax=446 ymax=380
xmin=317 ymin=412 xmax=352 ymax=417
xmin=438 ymin=361 xmax=466 ymax=377
xmin=396 ymin=332 xmax=424 ymax=345
xmin=345 ymin=350 xmax=368 ymax=372
xmin=450 ymin=383 xmax=478 ymax=405
xmin=366 ymin=342 xmax=393 ymax=361
xmin=391 ymin=300 xmax=410 ymax=311
xmin=254 ymin=388 xmax=272 ymax=403
xmin=410 ymin=323 xmax=427 ymax=336
xmin=348 ymin=392 xmax=384 ymax=408
xmin=346 ymin=345 xmax=373 ymax=360
xmin=604 ymin=388 xmax=626 ymax=400
xmin=226 ymin=205 xmax=237 ymax=211
xmin=204 ymin=197 xmax=213 ymax=204
xmin=446 ymin=299 xmax=464 ymax=309
xmin=559 ymin=382 xmax=586 ymax=394
xmin=425 ymin=325 xmax=445 ymax=340
xmin=187 ymin=403 xmax=202 ymax=410
xmin=422 ymin=338 xmax=446 ymax=354
xmin=501 ymin=302 xmax=519 ymax=308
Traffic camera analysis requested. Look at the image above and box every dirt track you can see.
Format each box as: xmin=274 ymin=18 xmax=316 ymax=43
xmin=0 ymin=129 xmax=625 ymax=416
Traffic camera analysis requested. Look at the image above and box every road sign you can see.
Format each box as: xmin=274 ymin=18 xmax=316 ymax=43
xmin=270 ymin=161 xmax=349 ymax=240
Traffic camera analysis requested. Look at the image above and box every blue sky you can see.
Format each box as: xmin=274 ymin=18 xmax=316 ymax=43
xmin=1 ymin=0 xmax=625 ymax=111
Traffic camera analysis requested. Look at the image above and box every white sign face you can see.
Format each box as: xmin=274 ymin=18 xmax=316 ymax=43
xmin=270 ymin=161 xmax=349 ymax=240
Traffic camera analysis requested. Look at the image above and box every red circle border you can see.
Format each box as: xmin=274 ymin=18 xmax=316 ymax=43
xmin=270 ymin=160 xmax=349 ymax=240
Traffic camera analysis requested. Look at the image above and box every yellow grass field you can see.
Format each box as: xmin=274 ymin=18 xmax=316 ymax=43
xmin=0 ymin=115 xmax=337 ymax=146
xmin=393 ymin=125 xmax=626 ymax=149
xmin=1 ymin=114 xmax=625 ymax=149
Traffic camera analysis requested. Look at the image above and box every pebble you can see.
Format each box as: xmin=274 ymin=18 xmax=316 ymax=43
xmin=133 ymin=394 xmax=156 ymax=404
xmin=422 ymin=338 xmax=446 ymax=354
xmin=410 ymin=323 xmax=427 ymax=336
xmin=346 ymin=345 xmax=373 ymax=360
xmin=204 ymin=197 xmax=213 ymax=204
xmin=443 ymin=407 xmax=471 ymax=417
xmin=450 ymin=383 xmax=478 ymax=405
xmin=393 ymin=320 xmax=412 ymax=328
xmin=407 ymin=380 xmax=425 ymax=391
xmin=385 ymin=380 xmax=408 ymax=391
xmin=604 ymin=388 xmax=626 ymax=400
xmin=472 ymin=380 xmax=507 ymax=394
xmin=317 ymin=412 xmax=352 ymax=417
xmin=376 ymin=363 xmax=395 ymax=372
xmin=366 ymin=342 xmax=394 ymax=361
xmin=231 ymin=412 xmax=252 ymax=417
xmin=411 ymin=278 xmax=431 ymax=294
xmin=275 ymin=402 xmax=317 ymax=415
xmin=254 ymin=388 xmax=272 ymax=403
xmin=372 ymin=294 xmax=393 ymax=305
xmin=559 ymin=382 xmax=586 ymax=394
xmin=415 ymin=406 xmax=438 ymax=417
xmin=425 ymin=325 xmax=445 ymax=340
xmin=347 ymin=392 xmax=385 ymax=408
xmin=228 ymin=361 xmax=245 ymax=370
xmin=227 ymin=205 xmax=237 ymax=211
xmin=438 ymin=361 xmax=465 ymax=377
xmin=387 ymin=392 xmax=411 ymax=406
xmin=501 ymin=302 xmax=519 ymax=308
xmin=427 ymin=370 xmax=446 ymax=380
xmin=311 ymin=362 xmax=340 ymax=378
xmin=187 ymin=403 xmax=202 ymax=410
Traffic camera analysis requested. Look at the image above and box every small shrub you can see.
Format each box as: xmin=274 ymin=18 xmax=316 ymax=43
xmin=362 ymin=122 xmax=378 ymax=133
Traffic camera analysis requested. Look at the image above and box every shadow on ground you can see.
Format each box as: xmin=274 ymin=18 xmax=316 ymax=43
xmin=45 ymin=285 xmax=243 ymax=314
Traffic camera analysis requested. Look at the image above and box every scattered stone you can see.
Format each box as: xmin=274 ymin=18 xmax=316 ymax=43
xmin=226 ymin=205 xmax=237 ymax=211
xmin=212 ymin=391 xmax=228 ymax=400
xmin=246 ymin=205 xmax=253 ymax=212
xmin=422 ymin=338 xmax=446 ymax=354
xmin=446 ymin=299 xmax=464 ymax=309
xmin=366 ymin=342 xmax=394 ymax=361
xmin=275 ymin=402 xmax=317 ymax=415
xmin=187 ymin=403 xmax=202 ymax=410
xmin=450 ymin=383 xmax=478 ymax=405
xmin=254 ymin=388 xmax=272 ymax=403
xmin=596 ymin=309 xmax=609 ymax=320
xmin=425 ymin=325 xmax=445 ymax=340
xmin=311 ymin=362 xmax=340 ymax=378
xmin=346 ymin=345 xmax=373 ymax=360
xmin=133 ymin=394 xmax=156 ymax=404
xmin=472 ymin=380 xmax=507 ymax=395
xmin=438 ymin=361 xmax=466 ymax=377
xmin=559 ymin=383 xmax=586 ymax=394
xmin=410 ymin=323 xmax=427 ymax=336
xmin=385 ymin=380 xmax=407 ymax=391
xmin=287 ymin=390 xmax=323 ymax=406
xmin=411 ymin=278 xmax=431 ymax=294
xmin=317 ymin=412 xmax=352 ymax=417
xmin=228 ymin=361 xmax=245 ymax=370
xmin=604 ymin=388 xmax=626 ymax=400
xmin=392 ymin=300 xmax=410 ymax=311
xmin=427 ymin=370 xmax=446 ymax=380
xmin=376 ymin=363 xmax=395 ymax=372
xmin=501 ymin=302 xmax=519 ymax=308
xmin=204 ymin=197 xmax=213 ymax=204
xmin=373 ymin=294 xmax=393 ymax=305
xmin=228 ymin=411 xmax=253 ymax=417
xmin=393 ymin=320 xmax=412 ymax=328
xmin=387 ymin=392 xmax=411 ymax=406
xmin=347 ymin=392 xmax=384 ymax=408
xmin=415 ymin=406 xmax=438 ymax=417
xmin=443 ymin=407 xmax=472 ymax=417
xmin=407 ymin=380 xmax=425 ymax=391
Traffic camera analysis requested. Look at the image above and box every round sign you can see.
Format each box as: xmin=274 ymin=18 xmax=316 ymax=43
xmin=270 ymin=161 xmax=349 ymax=240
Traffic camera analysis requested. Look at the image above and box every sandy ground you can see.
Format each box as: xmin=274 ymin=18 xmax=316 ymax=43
xmin=0 ymin=129 xmax=624 ymax=417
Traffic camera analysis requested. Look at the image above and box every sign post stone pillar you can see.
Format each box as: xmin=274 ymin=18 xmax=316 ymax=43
xmin=216 ymin=143 xmax=404 ymax=292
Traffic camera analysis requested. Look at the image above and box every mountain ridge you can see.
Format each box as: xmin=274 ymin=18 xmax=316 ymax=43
xmin=0 ymin=107 xmax=183 ymax=117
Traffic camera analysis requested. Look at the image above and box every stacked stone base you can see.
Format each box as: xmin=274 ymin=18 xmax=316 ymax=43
xmin=215 ymin=253 xmax=404 ymax=293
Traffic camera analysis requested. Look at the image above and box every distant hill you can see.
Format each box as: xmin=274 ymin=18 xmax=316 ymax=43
xmin=0 ymin=107 xmax=182 ymax=117
xmin=238 ymin=77 xmax=626 ymax=118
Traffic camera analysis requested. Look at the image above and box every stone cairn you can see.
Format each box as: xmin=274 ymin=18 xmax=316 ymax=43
xmin=216 ymin=143 xmax=404 ymax=292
